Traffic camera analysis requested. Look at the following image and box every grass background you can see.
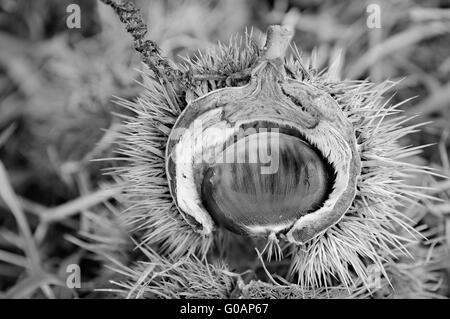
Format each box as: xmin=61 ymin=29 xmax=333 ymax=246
xmin=0 ymin=0 xmax=449 ymax=298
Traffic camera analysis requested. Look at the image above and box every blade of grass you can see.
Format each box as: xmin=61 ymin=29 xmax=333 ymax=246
xmin=347 ymin=22 xmax=450 ymax=79
xmin=0 ymin=161 xmax=41 ymax=271
xmin=41 ymin=187 xmax=120 ymax=222
xmin=0 ymin=249 xmax=28 ymax=268
xmin=0 ymin=123 xmax=16 ymax=149
xmin=0 ymin=161 xmax=56 ymax=298
xmin=4 ymin=273 xmax=63 ymax=299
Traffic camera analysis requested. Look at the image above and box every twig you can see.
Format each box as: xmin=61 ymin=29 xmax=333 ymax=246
xmin=98 ymin=0 xmax=253 ymax=90
xmin=99 ymin=0 xmax=184 ymax=83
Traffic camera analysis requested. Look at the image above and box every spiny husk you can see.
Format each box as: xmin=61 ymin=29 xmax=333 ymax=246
xmin=110 ymin=31 xmax=446 ymax=298
xmin=106 ymin=245 xmax=236 ymax=299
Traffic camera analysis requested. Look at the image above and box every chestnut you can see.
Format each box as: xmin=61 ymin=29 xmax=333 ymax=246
xmin=165 ymin=26 xmax=360 ymax=244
